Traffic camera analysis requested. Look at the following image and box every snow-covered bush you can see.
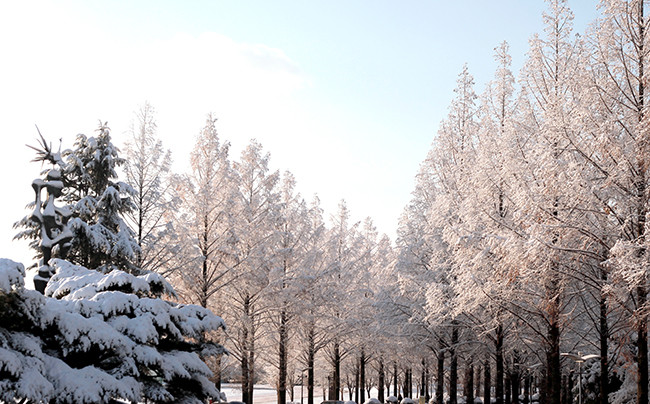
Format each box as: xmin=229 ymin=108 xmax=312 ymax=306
xmin=0 ymin=258 xmax=227 ymax=403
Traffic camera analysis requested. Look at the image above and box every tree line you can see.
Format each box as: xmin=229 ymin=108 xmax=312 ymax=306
xmin=114 ymin=102 xmax=396 ymax=404
xmin=393 ymin=2 xmax=650 ymax=404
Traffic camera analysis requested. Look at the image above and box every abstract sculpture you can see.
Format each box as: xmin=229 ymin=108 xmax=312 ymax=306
xmin=26 ymin=132 xmax=73 ymax=293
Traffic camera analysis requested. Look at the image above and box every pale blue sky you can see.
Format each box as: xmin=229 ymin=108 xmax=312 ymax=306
xmin=0 ymin=0 xmax=600 ymax=265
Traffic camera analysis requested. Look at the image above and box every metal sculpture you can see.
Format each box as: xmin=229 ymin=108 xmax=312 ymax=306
xmin=27 ymin=132 xmax=73 ymax=294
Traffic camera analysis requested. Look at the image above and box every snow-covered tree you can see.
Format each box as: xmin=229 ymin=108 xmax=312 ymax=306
xmin=506 ymin=2 xmax=587 ymax=402
xmin=585 ymin=2 xmax=650 ymax=404
xmin=293 ymin=195 xmax=333 ymax=404
xmin=171 ymin=114 xmax=237 ymax=390
xmin=0 ymin=257 xmax=227 ymax=404
xmin=267 ymin=171 xmax=311 ymax=404
xmin=322 ymin=200 xmax=363 ymax=401
xmin=62 ymin=122 xmax=140 ymax=274
xmin=15 ymin=123 xmax=140 ymax=290
xmin=226 ymin=139 xmax=280 ymax=404
xmin=174 ymin=114 xmax=236 ymax=310
xmin=3 ymin=127 xmax=228 ymax=403
xmin=450 ymin=40 xmax=520 ymax=404
xmin=123 ymin=102 xmax=180 ymax=275
xmin=14 ymin=133 xmax=74 ymax=293
xmin=425 ymin=63 xmax=479 ymax=404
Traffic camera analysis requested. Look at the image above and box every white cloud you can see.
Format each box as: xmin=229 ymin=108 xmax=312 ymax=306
xmin=0 ymin=13 xmax=314 ymax=266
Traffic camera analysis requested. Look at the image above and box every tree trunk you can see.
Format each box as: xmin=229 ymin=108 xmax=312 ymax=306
xmin=328 ymin=373 xmax=334 ymax=400
xmin=476 ymin=365 xmax=482 ymax=399
xmin=334 ymin=341 xmax=341 ymax=400
xmin=426 ymin=360 xmax=431 ymax=402
xmin=278 ymin=308 xmax=288 ymax=404
xmin=215 ymin=353 xmax=223 ymax=391
xmin=465 ymin=358 xmax=474 ymax=404
xmin=510 ymin=353 xmax=520 ymax=404
xmin=249 ymin=332 xmax=255 ymax=404
xmin=496 ymin=324 xmax=504 ymax=404
xmin=355 ymin=358 xmax=360 ymax=403
xmin=422 ymin=358 xmax=428 ymax=399
xmin=599 ymin=270 xmax=609 ymax=404
xmin=308 ymin=324 xmax=315 ymax=404
xmin=379 ymin=359 xmax=385 ymax=403
xmin=395 ymin=362 xmax=399 ymax=400
xmin=437 ymin=341 xmax=445 ymax=404
xmin=523 ymin=374 xmax=530 ymax=404
xmin=546 ymin=284 xmax=561 ymax=404
xmin=451 ymin=325 xmax=459 ymax=404
xmin=241 ymin=327 xmax=251 ymax=404
xmin=511 ymin=369 xmax=520 ymax=404
xmin=242 ymin=296 xmax=250 ymax=404
xmin=484 ymin=357 xmax=491 ymax=404
xmin=360 ymin=348 xmax=366 ymax=404
xmin=637 ymin=285 xmax=648 ymax=404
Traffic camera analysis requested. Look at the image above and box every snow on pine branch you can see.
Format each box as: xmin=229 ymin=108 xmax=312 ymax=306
xmin=0 ymin=258 xmax=25 ymax=292
xmin=0 ymin=258 xmax=227 ymax=404
xmin=46 ymin=259 xmax=175 ymax=299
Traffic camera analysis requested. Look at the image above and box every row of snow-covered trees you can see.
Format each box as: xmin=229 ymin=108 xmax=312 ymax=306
xmin=392 ymin=2 xmax=650 ymax=404
xmin=118 ymin=102 xmax=403 ymax=404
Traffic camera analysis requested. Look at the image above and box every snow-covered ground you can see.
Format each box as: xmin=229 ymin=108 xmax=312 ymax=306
xmin=221 ymin=384 xmax=322 ymax=404
xmin=221 ymin=384 xmax=356 ymax=404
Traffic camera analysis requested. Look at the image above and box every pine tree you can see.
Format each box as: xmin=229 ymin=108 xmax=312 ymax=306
xmin=63 ymin=122 xmax=140 ymax=274
xmin=0 ymin=257 xmax=227 ymax=404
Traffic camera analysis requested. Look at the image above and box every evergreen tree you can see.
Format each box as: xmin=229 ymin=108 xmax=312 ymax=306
xmin=63 ymin=122 xmax=140 ymax=274
xmin=0 ymin=257 xmax=227 ymax=404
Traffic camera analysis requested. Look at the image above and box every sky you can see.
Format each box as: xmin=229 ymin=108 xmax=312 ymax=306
xmin=0 ymin=0 xmax=601 ymax=267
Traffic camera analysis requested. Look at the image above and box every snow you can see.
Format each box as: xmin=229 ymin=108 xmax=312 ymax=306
xmin=0 ymin=346 xmax=21 ymax=377
xmin=43 ymin=356 xmax=140 ymax=404
xmin=0 ymin=258 xmax=25 ymax=292
xmin=0 ymin=257 xmax=226 ymax=403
